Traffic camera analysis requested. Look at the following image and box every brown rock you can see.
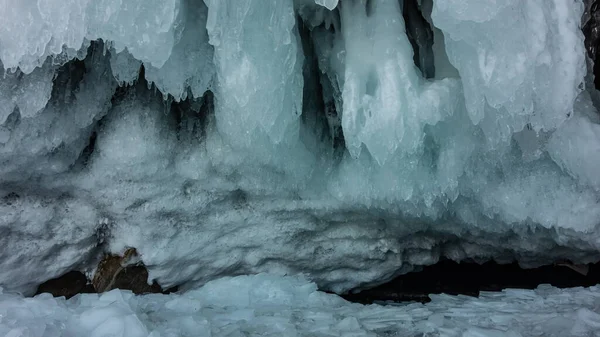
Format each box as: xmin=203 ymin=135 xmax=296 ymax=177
xmin=92 ymin=247 xmax=163 ymax=294
xmin=35 ymin=271 xmax=95 ymax=299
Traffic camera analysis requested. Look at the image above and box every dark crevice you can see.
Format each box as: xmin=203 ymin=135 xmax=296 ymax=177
xmin=298 ymin=16 xmax=329 ymax=141
xmin=50 ymin=58 xmax=87 ymax=105
xmin=171 ymin=90 xmax=214 ymax=142
xmin=35 ymin=259 xmax=600 ymax=302
xmin=341 ymin=259 xmax=600 ymax=305
xmin=2 ymin=191 xmax=20 ymax=205
xmin=326 ymin=101 xmax=345 ymax=152
xmin=71 ymin=116 xmax=105 ymax=171
xmin=109 ymin=61 xmax=213 ymax=145
xmin=402 ymin=0 xmax=435 ymax=79
xmin=110 ymin=63 xmax=145 ymax=106
xmin=76 ymin=131 xmax=97 ymax=167
xmin=111 ymin=85 xmax=131 ymax=106
xmin=52 ymin=41 xmax=112 ymax=172
xmin=297 ymin=13 xmax=346 ymax=155
xmin=365 ymin=0 xmax=375 ymax=17
xmin=584 ymin=0 xmax=600 ymax=89
xmin=2 ymin=107 xmax=21 ymax=130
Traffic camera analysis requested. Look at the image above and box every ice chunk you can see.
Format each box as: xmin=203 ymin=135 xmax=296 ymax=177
xmin=78 ymin=292 xmax=148 ymax=337
xmin=1 ymin=274 xmax=600 ymax=336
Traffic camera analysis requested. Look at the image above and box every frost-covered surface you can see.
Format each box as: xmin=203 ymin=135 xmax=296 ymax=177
xmin=2 ymin=274 xmax=600 ymax=337
xmin=1 ymin=0 xmax=600 ymax=295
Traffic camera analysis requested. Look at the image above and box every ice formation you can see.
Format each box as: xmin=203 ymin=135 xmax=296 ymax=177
xmin=1 ymin=0 xmax=600 ymax=296
xmin=3 ymin=274 xmax=600 ymax=336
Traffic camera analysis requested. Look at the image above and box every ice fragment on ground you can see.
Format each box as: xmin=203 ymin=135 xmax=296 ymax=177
xmin=1 ymin=274 xmax=600 ymax=336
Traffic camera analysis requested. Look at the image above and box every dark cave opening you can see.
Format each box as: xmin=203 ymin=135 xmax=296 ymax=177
xmin=341 ymin=259 xmax=600 ymax=304
xmin=35 ymin=259 xmax=600 ymax=303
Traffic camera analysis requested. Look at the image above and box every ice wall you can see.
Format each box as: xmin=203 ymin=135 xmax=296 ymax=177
xmin=1 ymin=0 xmax=600 ymax=295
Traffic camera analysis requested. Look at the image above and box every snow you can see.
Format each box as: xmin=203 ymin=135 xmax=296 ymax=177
xmin=1 ymin=0 xmax=600 ymax=299
xmin=2 ymin=274 xmax=600 ymax=336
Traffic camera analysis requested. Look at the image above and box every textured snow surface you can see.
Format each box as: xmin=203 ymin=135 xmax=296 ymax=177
xmin=3 ymin=274 xmax=600 ymax=337
xmin=1 ymin=0 xmax=600 ymax=296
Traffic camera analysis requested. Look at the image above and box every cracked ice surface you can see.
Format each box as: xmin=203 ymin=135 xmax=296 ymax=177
xmin=2 ymin=274 xmax=600 ymax=337
xmin=0 ymin=0 xmax=600 ymax=296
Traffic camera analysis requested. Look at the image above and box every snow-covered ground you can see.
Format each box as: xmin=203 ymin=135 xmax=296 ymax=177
xmin=2 ymin=274 xmax=600 ymax=337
